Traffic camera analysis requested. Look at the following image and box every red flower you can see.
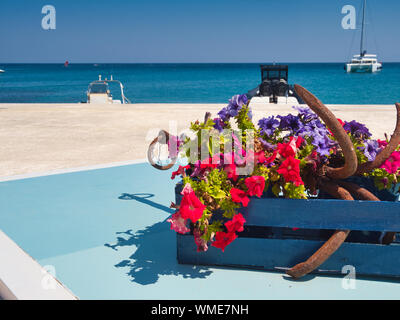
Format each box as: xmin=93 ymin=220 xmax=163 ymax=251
xmin=179 ymin=191 xmax=206 ymax=223
xmin=255 ymin=151 xmax=267 ymax=164
xmin=277 ymin=156 xmax=304 ymax=186
xmin=266 ymin=150 xmax=278 ymax=164
xmin=224 ymin=163 xmax=238 ymax=181
xmin=290 ymin=136 xmax=304 ymax=149
xmin=245 ymin=176 xmax=265 ymax=198
xmin=230 ymin=188 xmax=250 ymax=207
xmin=211 ymin=231 xmax=237 ymax=252
xmin=277 ymin=142 xmax=295 ymax=158
xmin=171 ymin=165 xmax=190 ymax=180
xmin=200 ymin=155 xmax=220 ymax=169
xmin=266 ymin=137 xmax=303 ymax=164
xmin=225 ymin=213 xmax=246 ymax=233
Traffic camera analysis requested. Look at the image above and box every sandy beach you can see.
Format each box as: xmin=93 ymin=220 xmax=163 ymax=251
xmin=0 ymin=102 xmax=397 ymax=178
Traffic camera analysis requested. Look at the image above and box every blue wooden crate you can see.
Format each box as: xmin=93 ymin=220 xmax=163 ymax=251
xmin=175 ymin=183 xmax=400 ymax=278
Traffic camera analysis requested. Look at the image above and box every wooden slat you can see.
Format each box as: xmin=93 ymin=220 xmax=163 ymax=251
xmin=177 ymin=234 xmax=400 ymax=278
xmin=240 ymin=198 xmax=400 ymax=232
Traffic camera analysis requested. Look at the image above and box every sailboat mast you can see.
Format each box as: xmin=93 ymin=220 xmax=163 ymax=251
xmin=360 ymin=0 xmax=366 ymax=56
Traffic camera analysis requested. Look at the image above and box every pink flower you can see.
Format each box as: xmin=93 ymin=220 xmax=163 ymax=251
xmin=181 ymin=183 xmax=194 ymax=195
xmin=225 ymin=213 xmax=246 ymax=233
xmin=211 ymin=231 xmax=237 ymax=252
xmin=230 ymin=188 xmax=250 ymax=207
xmin=223 ymin=152 xmax=235 ymax=165
xmin=193 ymin=227 xmax=208 ymax=252
xmin=167 ymin=212 xmax=190 ymax=234
xmin=171 ymin=165 xmax=190 ymax=180
xmin=167 ymin=135 xmax=181 ymax=158
xmin=377 ymin=139 xmax=388 ymax=148
xmin=245 ymin=176 xmax=265 ymax=197
xmin=179 ymin=190 xmax=206 ymax=223
xmin=232 ymin=133 xmax=245 ymax=156
xmin=380 ymin=151 xmax=400 ymax=174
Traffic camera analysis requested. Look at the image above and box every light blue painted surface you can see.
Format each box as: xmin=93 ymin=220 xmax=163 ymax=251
xmin=1 ymin=163 xmax=400 ymax=299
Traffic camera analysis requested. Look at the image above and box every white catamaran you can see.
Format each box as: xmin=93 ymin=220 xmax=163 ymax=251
xmin=345 ymin=0 xmax=382 ymax=73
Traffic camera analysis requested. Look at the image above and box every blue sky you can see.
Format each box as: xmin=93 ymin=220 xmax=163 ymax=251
xmin=0 ymin=0 xmax=399 ymax=63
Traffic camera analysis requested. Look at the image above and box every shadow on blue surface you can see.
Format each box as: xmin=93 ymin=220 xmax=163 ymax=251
xmin=118 ymin=193 xmax=175 ymax=215
xmin=104 ymin=193 xmax=213 ymax=285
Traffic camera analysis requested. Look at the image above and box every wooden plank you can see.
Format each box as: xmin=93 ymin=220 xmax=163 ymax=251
xmin=177 ymin=234 xmax=400 ymax=278
xmin=240 ymin=198 xmax=400 ymax=232
xmin=175 ymin=183 xmax=400 ymax=232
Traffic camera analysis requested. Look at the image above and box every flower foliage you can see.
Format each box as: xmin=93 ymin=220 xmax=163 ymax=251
xmin=166 ymin=94 xmax=400 ymax=252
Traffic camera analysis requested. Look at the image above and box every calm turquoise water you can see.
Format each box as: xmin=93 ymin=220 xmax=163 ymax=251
xmin=0 ymin=63 xmax=399 ymax=104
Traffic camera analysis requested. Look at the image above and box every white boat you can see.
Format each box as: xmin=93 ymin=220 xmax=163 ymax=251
xmin=346 ymin=54 xmax=382 ymax=73
xmin=86 ymin=75 xmax=131 ymax=104
xmin=345 ymin=0 xmax=382 ymax=73
xmin=0 ymin=69 xmax=4 ymax=73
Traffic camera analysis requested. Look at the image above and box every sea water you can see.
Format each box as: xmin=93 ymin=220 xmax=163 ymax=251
xmin=0 ymin=63 xmax=399 ymax=104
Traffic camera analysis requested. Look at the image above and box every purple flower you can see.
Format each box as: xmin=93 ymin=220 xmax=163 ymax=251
xmin=227 ymin=94 xmax=249 ymax=117
xmin=259 ymin=138 xmax=276 ymax=151
xmin=230 ymin=94 xmax=248 ymax=108
xmin=217 ymin=94 xmax=249 ymax=122
xmin=312 ymin=134 xmax=334 ymax=156
xmin=297 ymin=120 xmax=330 ymax=141
xmin=363 ymin=139 xmax=380 ymax=161
xmin=213 ymin=118 xmax=225 ymax=132
xmin=277 ymin=114 xmax=301 ymax=132
xmin=293 ymin=105 xmax=318 ymax=122
xmin=258 ymin=116 xmax=280 ymax=136
xmin=343 ymin=120 xmax=371 ymax=138
xmin=247 ymin=108 xmax=253 ymax=120
xmin=227 ymin=105 xmax=241 ymax=118
xmin=218 ymin=107 xmax=230 ymax=122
